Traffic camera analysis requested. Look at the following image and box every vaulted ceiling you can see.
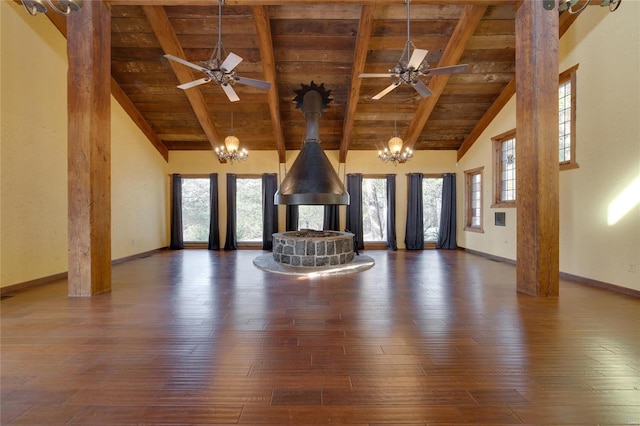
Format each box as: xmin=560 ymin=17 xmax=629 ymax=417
xmin=41 ymin=0 xmax=583 ymax=163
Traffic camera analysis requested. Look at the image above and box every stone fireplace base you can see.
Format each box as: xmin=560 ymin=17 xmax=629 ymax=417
xmin=253 ymin=253 xmax=374 ymax=276
xmin=272 ymin=230 xmax=355 ymax=267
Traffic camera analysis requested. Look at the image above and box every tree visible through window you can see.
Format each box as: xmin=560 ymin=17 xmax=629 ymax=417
xmin=422 ymin=177 xmax=443 ymax=243
xmin=181 ymin=178 xmax=210 ymax=242
xmin=362 ymin=178 xmax=386 ymax=242
xmin=298 ymin=205 xmax=324 ymax=230
xmin=236 ymin=177 xmax=262 ymax=242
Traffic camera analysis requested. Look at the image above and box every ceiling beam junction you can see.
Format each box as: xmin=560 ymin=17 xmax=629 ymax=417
xmin=143 ymin=5 xmax=222 ymax=152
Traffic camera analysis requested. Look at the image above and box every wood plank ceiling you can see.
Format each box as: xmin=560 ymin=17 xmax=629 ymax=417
xmin=107 ymin=0 xmax=522 ymax=163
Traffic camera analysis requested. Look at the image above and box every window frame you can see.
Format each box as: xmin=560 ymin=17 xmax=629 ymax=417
xmin=235 ymin=174 xmax=263 ymax=248
xmin=464 ymin=167 xmax=484 ymax=233
xmin=361 ymin=174 xmax=388 ymax=248
xmin=177 ymin=174 xmax=211 ymax=248
xmin=492 ymin=128 xmax=517 ymax=208
xmin=422 ymin=174 xmax=444 ymax=248
xmin=559 ymin=64 xmax=579 ymax=171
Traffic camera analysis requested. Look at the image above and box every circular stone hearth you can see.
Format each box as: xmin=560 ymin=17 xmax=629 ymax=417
xmin=253 ymin=253 xmax=374 ymax=276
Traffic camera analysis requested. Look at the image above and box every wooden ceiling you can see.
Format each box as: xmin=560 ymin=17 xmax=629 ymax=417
xmin=99 ymin=1 xmax=571 ymax=162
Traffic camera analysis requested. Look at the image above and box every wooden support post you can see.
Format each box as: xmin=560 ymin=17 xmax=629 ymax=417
xmin=515 ymin=1 xmax=560 ymax=296
xmin=67 ymin=1 xmax=111 ymax=296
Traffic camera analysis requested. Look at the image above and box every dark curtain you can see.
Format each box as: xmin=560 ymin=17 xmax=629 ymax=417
xmin=262 ymin=173 xmax=279 ymax=250
xmin=285 ymin=205 xmax=299 ymax=231
xmin=169 ymin=173 xmax=184 ymax=250
xmin=223 ymin=173 xmax=237 ymax=250
xmin=345 ymin=173 xmax=364 ymax=250
xmin=207 ymin=173 xmax=220 ymax=250
xmin=405 ymin=173 xmax=424 ymax=250
xmin=323 ymin=205 xmax=340 ymax=231
xmin=437 ymin=173 xmax=457 ymax=249
xmin=386 ymin=174 xmax=397 ymax=251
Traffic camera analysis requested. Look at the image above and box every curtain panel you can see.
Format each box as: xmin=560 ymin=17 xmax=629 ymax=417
xmin=286 ymin=205 xmax=299 ymax=231
xmin=262 ymin=173 xmax=279 ymax=250
xmin=169 ymin=173 xmax=184 ymax=250
xmin=386 ymin=174 xmax=398 ymax=250
xmin=323 ymin=205 xmax=340 ymax=231
xmin=207 ymin=173 xmax=220 ymax=250
xmin=223 ymin=173 xmax=237 ymax=250
xmin=346 ymin=173 xmax=364 ymax=250
xmin=405 ymin=173 xmax=424 ymax=250
xmin=437 ymin=173 xmax=457 ymax=249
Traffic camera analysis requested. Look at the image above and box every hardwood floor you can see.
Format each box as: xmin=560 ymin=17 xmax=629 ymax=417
xmin=1 ymin=249 xmax=639 ymax=425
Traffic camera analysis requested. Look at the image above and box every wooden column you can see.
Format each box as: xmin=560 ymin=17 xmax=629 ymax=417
xmin=67 ymin=1 xmax=111 ymax=296
xmin=515 ymin=2 xmax=559 ymax=296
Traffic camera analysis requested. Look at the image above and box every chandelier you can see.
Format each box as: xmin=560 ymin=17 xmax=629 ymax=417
xmin=378 ymin=120 xmax=413 ymax=164
xmin=215 ymin=112 xmax=248 ymax=163
xmin=21 ymin=0 xmax=82 ymax=15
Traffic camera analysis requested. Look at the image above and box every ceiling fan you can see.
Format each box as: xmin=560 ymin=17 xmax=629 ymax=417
xmin=163 ymin=0 xmax=271 ymax=102
xmin=360 ymin=0 xmax=468 ymax=100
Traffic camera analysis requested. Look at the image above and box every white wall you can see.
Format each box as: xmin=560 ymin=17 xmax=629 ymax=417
xmin=0 ymin=1 xmax=169 ymax=288
xmin=456 ymin=3 xmax=640 ymax=291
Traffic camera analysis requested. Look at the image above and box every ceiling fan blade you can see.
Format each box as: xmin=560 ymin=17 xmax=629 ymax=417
xmin=220 ymin=52 xmax=243 ymax=73
xmin=411 ymin=80 xmax=433 ymax=98
xmin=408 ymin=48 xmax=429 ymax=70
xmin=359 ymin=73 xmax=396 ymax=78
xmin=164 ymin=54 xmax=209 ymax=74
xmin=423 ymin=64 xmax=469 ymax=76
xmin=221 ymin=82 xmax=240 ymax=102
xmin=177 ymin=77 xmax=210 ymax=90
xmin=372 ymin=82 xmax=400 ymax=100
xmin=235 ymin=76 xmax=271 ymax=91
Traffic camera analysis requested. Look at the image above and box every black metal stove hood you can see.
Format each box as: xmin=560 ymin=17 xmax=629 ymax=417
xmin=274 ymin=83 xmax=349 ymax=206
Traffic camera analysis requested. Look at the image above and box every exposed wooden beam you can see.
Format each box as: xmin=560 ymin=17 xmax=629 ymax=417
xmin=339 ymin=4 xmax=375 ymax=164
xmin=456 ymin=4 xmax=586 ymax=161
xmin=253 ymin=5 xmax=285 ymax=163
xmin=67 ymin=0 xmax=112 ymax=296
xmin=457 ymin=77 xmax=515 ymax=160
xmin=111 ymin=78 xmax=169 ymax=161
xmin=142 ymin=5 xmax=221 ymax=151
xmin=108 ymin=0 xmax=517 ymax=5
xmin=14 ymin=0 xmax=170 ymax=161
xmin=404 ymin=4 xmax=487 ymax=149
xmin=515 ymin=0 xmax=559 ymax=296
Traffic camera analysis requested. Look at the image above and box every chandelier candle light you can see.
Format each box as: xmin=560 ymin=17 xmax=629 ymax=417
xmin=215 ymin=112 xmax=248 ymax=163
xmin=379 ymin=120 xmax=413 ymax=164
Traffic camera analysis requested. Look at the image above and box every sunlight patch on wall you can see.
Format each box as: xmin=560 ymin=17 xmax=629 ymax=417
xmin=608 ymin=175 xmax=640 ymax=225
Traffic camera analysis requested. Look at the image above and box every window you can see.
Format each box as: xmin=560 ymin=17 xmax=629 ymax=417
xmin=236 ymin=177 xmax=262 ymax=243
xmin=422 ymin=176 xmax=443 ymax=243
xmin=362 ymin=177 xmax=387 ymax=242
xmin=559 ymin=64 xmax=578 ymax=170
xmin=181 ymin=177 xmax=210 ymax=243
xmin=492 ymin=129 xmax=516 ymax=207
xmin=465 ymin=167 xmax=484 ymax=232
xmin=298 ymin=205 xmax=324 ymax=230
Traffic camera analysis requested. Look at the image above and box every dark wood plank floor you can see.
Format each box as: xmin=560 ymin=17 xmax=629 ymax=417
xmin=1 ymin=249 xmax=639 ymax=425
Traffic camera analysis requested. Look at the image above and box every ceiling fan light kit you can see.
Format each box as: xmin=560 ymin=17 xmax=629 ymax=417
xmin=164 ymin=0 xmax=271 ymax=102
xmin=21 ymin=0 xmax=82 ymax=16
xmin=360 ymin=0 xmax=468 ymax=100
